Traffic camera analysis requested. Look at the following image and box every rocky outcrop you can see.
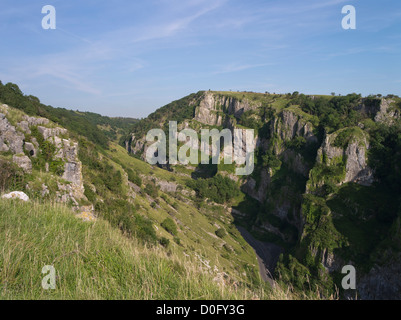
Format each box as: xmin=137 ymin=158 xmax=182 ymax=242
xmin=37 ymin=126 xmax=68 ymax=140
xmin=16 ymin=115 xmax=49 ymax=135
xmin=17 ymin=121 xmax=31 ymax=134
xmin=0 ymin=103 xmax=85 ymax=203
xmin=56 ymin=140 xmax=85 ymax=199
xmin=316 ymin=129 xmax=373 ymax=186
xmin=22 ymin=115 xmax=50 ymax=127
xmin=12 ymin=154 xmax=32 ymax=173
xmin=194 ymin=92 xmax=224 ymax=126
xmin=155 ymin=179 xmax=178 ymax=193
xmin=194 ymin=91 xmax=260 ymax=126
xmin=241 ymin=168 xmax=270 ymax=202
xmin=0 ymin=112 xmax=24 ymax=154
xmin=1 ymin=191 xmax=29 ymax=202
xmin=24 ymin=142 xmax=37 ymax=157
xmin=344 ymin=140 xmax=374 ymax=186
xmin=357 ymin=98 xmax=400 ymax=125
xmin=127 ymin=134 xmax=147 ymax=155
xmin=321 ymin=248 xmax=343 ymax=273
xmin=358 ymin=255 xmax=401 ymax=300
xmin=374 ymin=99 xmax=400 ymax=124
xmin=276 ymin=110 xmax=316 ymax=142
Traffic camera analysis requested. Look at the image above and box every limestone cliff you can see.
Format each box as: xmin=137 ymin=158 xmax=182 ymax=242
xmin=124 ymin=91 xmax=401 ymax=298
xmin=356 ymin=98 xmax=400 ymax=125
xmin=194 ymin=91 xmax=260 ymax=125
xmin=0 ymin=103 xmax=85 ymax=205
xmin=314 ymin=128 xmax=373 ymax=187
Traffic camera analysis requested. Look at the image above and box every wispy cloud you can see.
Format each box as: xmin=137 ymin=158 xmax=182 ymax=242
xmin=213 ymin=63 xmax=273 ymax=75
xmin=1 ymin=0 xmax=400 ymax=117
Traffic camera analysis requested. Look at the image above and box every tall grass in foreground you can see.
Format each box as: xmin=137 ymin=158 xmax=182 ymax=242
xmin=0 ymin=199 xmax=327 ymax=300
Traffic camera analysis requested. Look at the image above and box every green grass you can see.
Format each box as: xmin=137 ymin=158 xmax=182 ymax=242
xmin=68 ymin=141 xmax=266 ymax=290
xmin=284 ymin=105 xmax=319 ymax=127
xmin=108 ymin=143 xmax=190 ymax=186
xmin=0 ymin=199 xmax=271 ymax=300
xmin=332 ymin=126 xmax=367 ymax=149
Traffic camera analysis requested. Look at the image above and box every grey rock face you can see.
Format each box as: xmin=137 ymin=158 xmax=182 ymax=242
xmin=194 ymin=91 xmax=260 ymax=126
xmin=155 ymin=179 xmax=178 ymax=193
xmin=356 ymin=98 xmax=399 ymax=125
xmin=321 ymin=248 xmax=343 ymax=273
xmin=59 ymin=140 xmax=84 ymax=196
xmin=282 ymin=150 xmax=309 ymax=177
xmin=12 ymin=154 xmax=32 ymax=173
xmin=0 ymin=105 xmax=86 ymax=207
xmin=224 ymin=96 xmax=258 ymax=117
xmin=60 ymin=140 xmax=79 ymax=162
xmin=241 ymin=168 xmax=270 ymax=202
xmin=23 ymin=115 xmax=49 ymax=127
xmin=63 ymin=162 xmax=81 ymax=185
xmin=274 ymin=110 xmax=317 ymax=144
xmin=0 ymin=114 xmax=24 ymax=154
xmin=24 ymin=142 xmax=37 ymax=157
xmin=318 ymin=134 xmax=343 ymax=161
xmin=316 ymin=130 xmax=373 ymax=186
xmin=1 ymin=191 xmax=29 ymax=202
xmin=358 ymin=257 xmax=401 ymax=300
xmin=37 ymin=126 xmax=68 ymax=140
xmin=17 ymin=121 xmax=31 ymax=134
xmin=0 ymin=136 xmax=9 ymax=152
xmin=344 ymin=140 xmax=374 ymax=186
xmin=128 ymin=135 xmax=146 ymax=155
xmin=195 ymin=92 xmax=224 ymax=126
xmin=374 ymin=99 xmax=400 ymax=124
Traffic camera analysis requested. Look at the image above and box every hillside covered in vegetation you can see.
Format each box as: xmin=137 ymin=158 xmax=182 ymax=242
xmin=1 ymin=80 xmax=401 ymax=300
xmin=0 ymin=81 xmax=137 ymax=148
xmin=126 ymin=90 xmax=401 ymax=299
xmin=0 ymin=82 xmax=284 ymax=300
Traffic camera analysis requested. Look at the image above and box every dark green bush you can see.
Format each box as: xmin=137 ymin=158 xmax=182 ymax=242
xmin=95 ymin=199 xmax=157 ymax=244
xmin=161 ymin=217 xmax=177 ymax=236
xmin=83 ymin=184 xmax=97 ymax=202
xmin=159 ymin=237 xmax=170 ymax=248
xmin=144 ymin=182 xmax=159 ymax=198
xmin=215 ymin=228 xmax=226 ymax=238
xmin=127 ymin=168 xmax=142 ymax=186
xmin=187 ymin=174 xmax=240 ymax=204
xmin=0 ymin=159 xmax=26 ymax=192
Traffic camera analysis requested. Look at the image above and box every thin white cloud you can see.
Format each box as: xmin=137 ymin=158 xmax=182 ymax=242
xmin=213 ymin=63 xmax=273 ymax=75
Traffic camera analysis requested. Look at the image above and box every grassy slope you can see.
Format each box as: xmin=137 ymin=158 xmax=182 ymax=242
xmin=105 ymin=143 xmax=262 ymax=285
xmin=0 ymin=199 xmax=270 ymax=300
xmin=0 ymin=101 xmax=265 ymax=296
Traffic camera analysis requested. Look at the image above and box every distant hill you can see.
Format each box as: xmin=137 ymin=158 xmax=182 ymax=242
xmin=0 ymin=81 xmax=138 ymax=148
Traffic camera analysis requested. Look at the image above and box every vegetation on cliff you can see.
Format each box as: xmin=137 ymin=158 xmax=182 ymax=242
xmin=2 ymin=81 xmax=401 ymax=299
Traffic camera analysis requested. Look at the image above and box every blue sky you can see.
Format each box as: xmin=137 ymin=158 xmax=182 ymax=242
xmin=0 ymin=0 xmax=400 ymax=118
